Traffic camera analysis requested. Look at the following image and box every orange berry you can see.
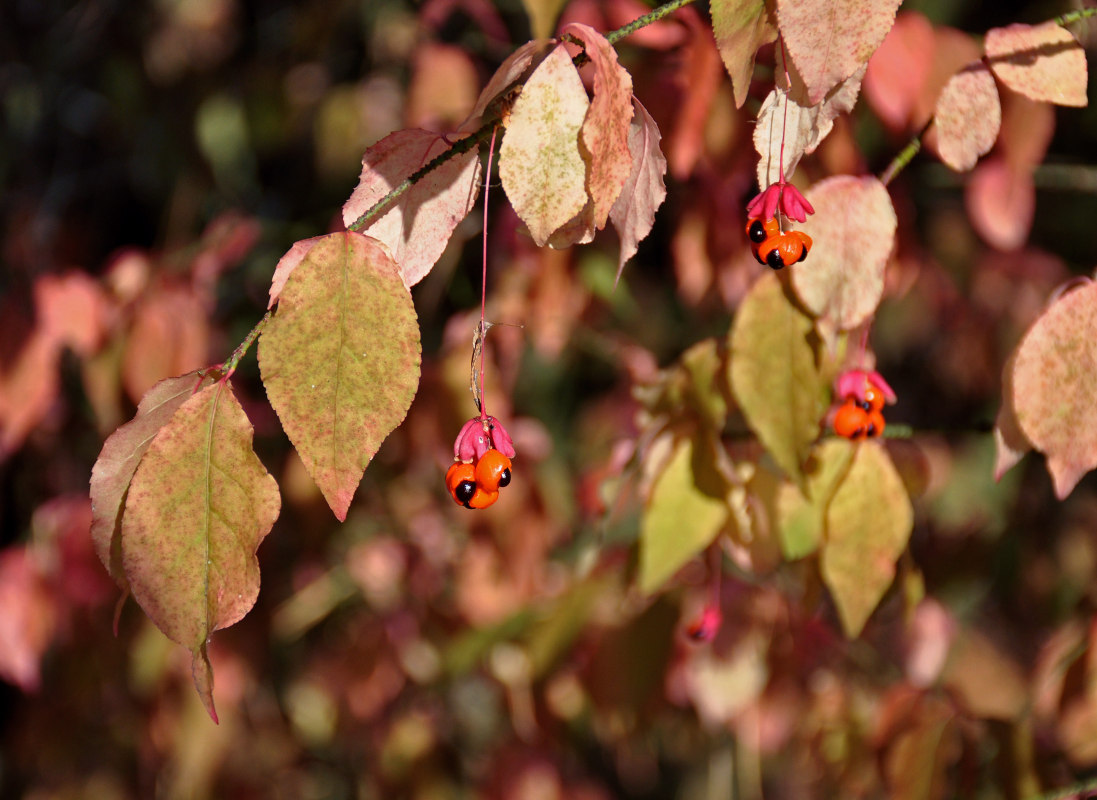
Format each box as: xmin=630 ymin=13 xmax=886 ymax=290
xmin=475 ymin=449 xmax=512 ymax=493
xmin=863 ymin=383 xmax=885 ymax=413
xmin=445 ymin=462 xmax=477 ymax=507
xmin=833 ymin=399 xmax=870 ymax=440
xmin=466 ymin=486 xmax=499 ymax=509
xmin=865 ymin=410 xmax=886 ymax=438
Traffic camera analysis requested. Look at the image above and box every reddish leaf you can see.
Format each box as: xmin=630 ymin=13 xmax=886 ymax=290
xmin=467 ymin=40 xmax=551 ymax=125
xmin=999 ymin=91 xmax=1055 ymax=172
xmin=122 ymin=284 xmax=210 ymax=403
xmin=341 ymin=130 xmax=481 ymax=288
xmin=863 ymin=11 xmax=935 ymax=129
xmin=561 ymin=23 xmax=634 ymax=230
xmin=821 ymin=440 xmax=912 ymax=637
xmin=609 ymin=99 xmax=667 ymax=281
xmin=986 ymin=22 xmax=1088 ymax=108
xmin=729 ymin=272 xmax=825 ymax=486
xmin=942 ymin=629 xmax=1027 ymax=720
xmin=259 ymin=232 xmax=421 ymax=520
xmin=499 ymin=44 xmax=590 ymax=246
xmin=0 ymin=547 xmax=57 ymax=691
xmin=791 ymin=175 xmax=897 ymax=336
xmin=121 ymin=380 xmax=280 ymax=721
xmin=0 ymin=330 xmax=59 ymax=457
xmin=965 ymin=157 xmax=1034 ymax=252
xmin=406 ymin=42 xmax=479 ymax=130
xmin=666 ymin=12 xmax=725 ymax=179
xmin=90 ymin=371 xmax=215 ymax=592
xmin=709 ymin=0 xmax=777 ymax=108
xmin=933 ymin=63 xmax=1001 ymax=172
xmin=1009 ymin=280 xmax=1097 ymax=498
xmin=34 ymin=272 xmax=107 ymax=357
xmin=776 ymin=0 xmax=902 ymax=105
xmin=913 ymin=26 xmax=982 ymax=128
xmin=268 ymin=236 xmax=324 ymax=310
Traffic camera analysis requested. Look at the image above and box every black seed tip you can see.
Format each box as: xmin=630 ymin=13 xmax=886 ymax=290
xmin=797 ymin=246 xmax=808 ymax=263
xmin=766 ymin=249 xmax=786 ymax=270
xmin=455 ymin=481 xmax=476 ymax=504
xmin=749 ymin=220 xmax=767 ymax=243
xmin=866 ymin=422 xmax=877 ymax=437
xmin=498 ymin=469 xmax=511 ymax=488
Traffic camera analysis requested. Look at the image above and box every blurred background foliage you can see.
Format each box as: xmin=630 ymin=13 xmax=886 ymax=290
xmin=3 ymin=0 xmax=1097 ymax=798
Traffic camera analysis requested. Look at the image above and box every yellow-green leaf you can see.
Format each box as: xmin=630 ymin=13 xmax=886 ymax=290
xmin=259 ymin=232 xmax=421 ymax=520
xmin=775 ymin=438 xmax=855 ymax=560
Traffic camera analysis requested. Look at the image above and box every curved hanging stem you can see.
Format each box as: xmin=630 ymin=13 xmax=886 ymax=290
xmin=478 ymin=127 xmax=499 ymax=421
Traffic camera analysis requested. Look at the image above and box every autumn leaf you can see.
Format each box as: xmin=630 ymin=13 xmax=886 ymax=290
xmin=90 ymin=371 xmax=216 ymax=592
xmin=466 ymin=40 xmax=551 ymax=125
xmin=985 ymin=22 xmax=1088 ymax=108
xmin=729 ymin=272 xmax=825 ymax=487
xmin=776 ymin=0 xmax=902 ymax=105
xmin=993 ymin=349 xmax=1030 ymax=481
xmin=821 ymin=440 xmax=913 ymax=637
xmin=1009 ymin=280 xmax=1097 ymax=498
xmin=259 ymin=232 xmax=421 ymax=520
xmin=122 ymin=284 xmax=210 ymax=403
xmin=792 ymin=175 xmax=897 ymax=339
xmin=268 ymin=236 xmax=324 ymax=309
xmin=863 ymin=11 xmax=935 ymax=130
xmin=639 ymin=438 xmax=728 ymax=595
xmin=499 ymin=44 xmax=590 ymax=246
xmin=120 ymin=380 xmax=280 ymax=722
xmin=561 ymin=23 xmax=634 ymax=230
xmin=521 ymin=0 xmax=568 ymax=40
xmin=965 ymin=157 xmax=1034 ymax=252
xmin=341 ymin=130 xmax=481 ymax=288
xmin=709 ymin=0 xmax=777 ymax=108
xmin=774 ymin=438 xmax=854 ymax=560
xmin=610 ymin=99 xmax=667 ymax=282
xmin=933 ymin=63 xmax=1001 ymax=172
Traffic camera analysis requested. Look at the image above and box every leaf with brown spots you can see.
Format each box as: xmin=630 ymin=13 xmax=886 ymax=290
xmin=986 ymin=22 xmax=1088 ymax=108
xmin=259 ymin=232 xmax=421 ymax=520
xmin=120 ymin=380 xmax=280 ymax=722
xmin=933 ymin=63 xmax=1001 ymax=172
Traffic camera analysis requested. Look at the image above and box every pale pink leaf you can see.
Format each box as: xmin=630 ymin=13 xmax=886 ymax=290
xmin=776 ymin=0 xmax=902 ymax=105
xmin=791 ymin=175 xmax=897 ymax=333
xmin=561 ymin=23 xmax=634 ymax=229
xmin=0 ymin=547 xmax=56 ymax=691
xmin=341 ymin=129 xmax=482 ymax=288
xmin=933 ymin=63 xmax=1001 ymax=172
xmin=268 ymin=236 xmax=324 ymax=309
xmin=466 ymin=40 xmax=552 ymax=125
xmin=122 ymin=285 xmax=210 ymax=403
xmin=34 ymin=272 xmax=107 ymax=357
xmin=406 ymin=42 xmax=479 ymax=130
xmin=966 ymin=158 xmax=1034 ymax=252
xmin=913 ymin=26 xmax=983 ymax=128
xmin=609 ymin=99 xmax=667 ymax=281
xmin=863 ymin=11 xmax=935 ymax=129
xmin=499 ymin=44 xmax=591 ymax=246
xmin=709 ymin=0 xmax=778 ymax=108
xmin=1010 ymin=280 xmax=1097 ymax=498
xmin=1000 ymin=92 xmax=1055 ymax=171
xmin=986 ymin=22 xmax=1088 ymax=108
xmin=0 ymin=331 xmax=59 ymax=457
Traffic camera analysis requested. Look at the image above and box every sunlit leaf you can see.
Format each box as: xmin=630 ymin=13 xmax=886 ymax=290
xmin=467 ymin=40 xmax=551 ymax=125
xmin=863 ymin=11 xmax=935 ymax=129
xmin=776 ymin=0 xmax=902 ymax=104
xmin=609 ymin=99 xmax=667 ymax=281
xmin=639 ymin=438 xmax=728 ymax=595
xmin=729 ymin=272 xmax=825 ymax=486
xmin=268 ymin=236 xmax=324 ymax=310
xmin=933 ymin=63 xmax=1001 ymax=172
xmin=965 ymin=157 xmax=1034 ymax=252
xmin=821 ymin=440 xmax=913 ymax=637
xmin=775 ymin=438 xmax=854 ymax=559
xmin=122 ymin=285 xmax=210 ymax=403
xmin=121 ymin=380 xmax=280 ymax=721
xmin=1009 ymin=280 xmax=1097 ymax=498
xmin=710 ymin=0 xmax=777 ymax=108
xmin=499 ymin=44 xmax=590 ymax=246
xmin=993 ymin=350 xmax=1031 ymax=481
xmin=561 ymin=23 xmax=634 ymax=230
xmin=90 ymin=371 xmax=215 ymax=592
xmin=986 ymin=22 xmax=1088 ymax=108
xmin=792 ymin=175 xmax=897 ymax=337
xmin=341 ymin=130 xmax=481 ymax=288
xmin=259 ymin=232 xmax=421 ymax=520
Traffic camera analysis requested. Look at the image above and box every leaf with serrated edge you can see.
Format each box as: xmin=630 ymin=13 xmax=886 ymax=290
xmin=730 ymin=272 xmax=825 ymax=486
xmin=120 ymin=380 xmax=280 ymax=722
xmin=341 ymin=130 xmax=481 ymax=288
xmin=821 ymin=441 xmax=913 ymax=637
xmin=776 ymin=439 xmax=854 ymax=560
xmin=777 ymin=0 xmax=902 ymax=105
xmin=259 ymin=232 xmax=421 ymax=520
xmin=710 ymin=0 xmax=777 ymax=108
xmin=986 ymin=23 xmax=1088 ymax=108
xmin=499 ymin=44 xmax=590 ymax=246
xmin=1011 ymin=280 xmax=1097 ymax=498
xmin=90 ymin=370 xmax=215 ymax=592
xmin=934 ymin=64 xmax=1001 ymax=172
xmin=640 ymin=438 xmax=728 ymax=595
xmin=561 ymin=23 xmax=634 ymax=230
xmin=610 ymin=99 xmax=667 ymax=282
xmin=792 ymin=176 xmax=897 ymax=337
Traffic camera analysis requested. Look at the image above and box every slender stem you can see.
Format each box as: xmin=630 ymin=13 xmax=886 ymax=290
xmin=1054 ymin=7 xmax=1097 ymax=26
xmin=222 ymin=311 xmax=271 ymax=378
xmin=606 ymin=0 xmax=698 ymax=44
xmin=479 ymin=127 xmax=499 ymax=421
xmin=880 ymin=120 xmax=931 ymax=187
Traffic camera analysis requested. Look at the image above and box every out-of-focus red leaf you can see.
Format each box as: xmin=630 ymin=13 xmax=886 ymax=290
xmin=521 ymin=0 xmax=568 ymax=39
xmin=933 ymin=63 xmax=1000 ymax=172
xmin=609 ymin=99 xmax=667 ymax=282
xmin=1008 ymin=280 xmax=1097 ymax=498
xmin=341 ymin=129 xmax=482 ymax=287
xmin=792 ymin=175 xmax=897 ymax=338
xmin=34 ymin=272 xmax=108 ymax=357
xmin=191 ymin=211 xmax=261 ymax=294
xmin=999 ymin=91 xmax=1055 ymax=172
xmin=122 ymin=284 xmax=210 ymax=403
xmin=986 ymin=22 xmax=1088 ymax=108
xmin=881 ymin=691 xmax=961 ymax=800
xmin=0 ymin=330 xmax=60 ymax=457
xmin=863 ymin=11 xmax=935 ymax=130
xmin=966 ymin=158 xmax=1034 ymax=252
xmin=561 ymin=23 xmax=633 ymax=230
xmin=776 ymin=0 xmax=902 ymax=105
xmin=121 ymin=380 xmax=280 ymax=722
xmin=32 ymin=495 xmax=114 ymax=610
xmin=710 ymin=0 xmax=777 ymax=108
xmin=942 ymin=629 xmax=1027 ymax=720
xmin=665 ymin=14 xmax=724 ymax=179
xmin=0 ymin=547 xmax=57 ymax=691
xmin=499 ymin=45 xmax=590 ymax=246
xmin=406 ymin=43 xmax=479 ymax=130
xmin=913 ymin=27 xmax=981 ymax=128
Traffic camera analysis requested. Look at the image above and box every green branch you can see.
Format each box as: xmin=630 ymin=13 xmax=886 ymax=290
xmin=1054 ymin=6 xmax=1097 ymax=27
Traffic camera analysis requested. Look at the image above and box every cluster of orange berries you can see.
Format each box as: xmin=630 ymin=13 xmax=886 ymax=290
xmin=746 ymin=216 xmax=813 ymax=270
xmin=831 ymin=370 xmax=896 ymax=441
xmin=446 ymin=415 xmax=516 ymax=510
